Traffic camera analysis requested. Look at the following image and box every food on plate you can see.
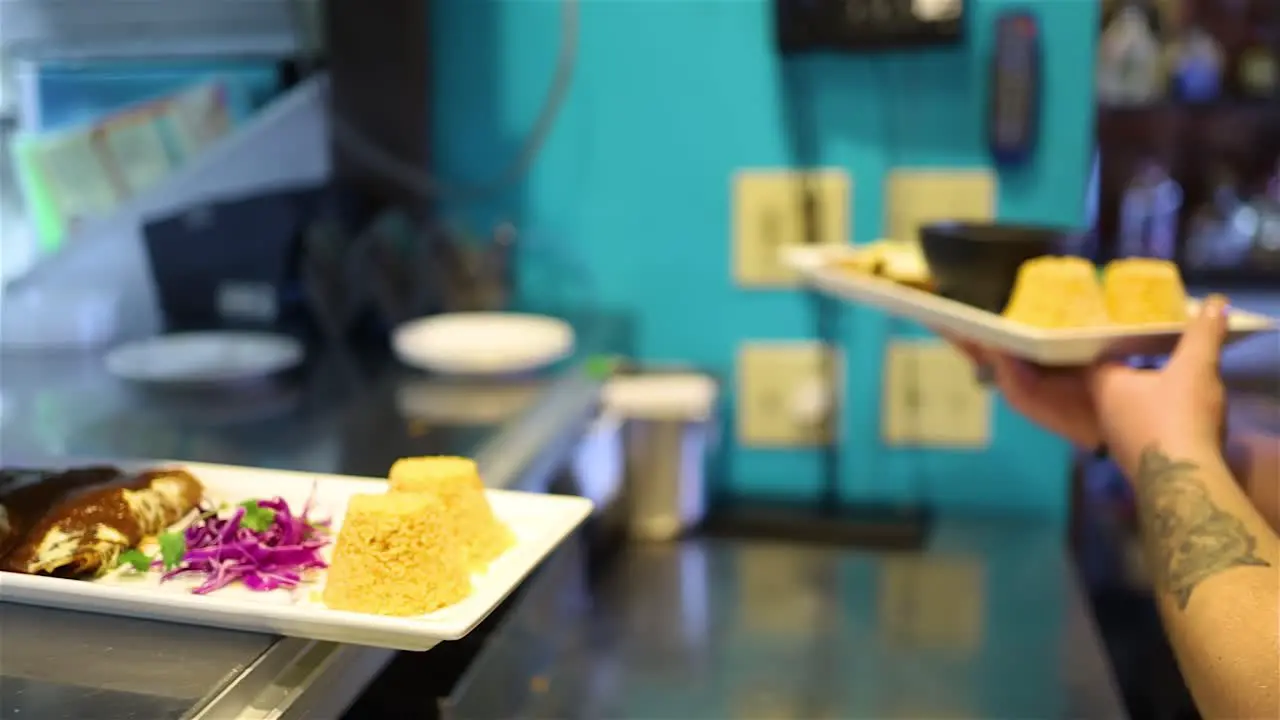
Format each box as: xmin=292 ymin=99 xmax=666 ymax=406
xmin=1 ymin=468 xmax=203 ymax=577
xmin=1102 ymin=257 xmax=1189 ymax=326
xmin=0 ymin=466 xmax=128 ymax=562
xmin=3 ymin=456 xmax=518 ymax=620
xmin=322 ymin=492 xmax=472 ymax=616
xmin=831 ymin=239 xmax=933 ymax=289
xmin=121 ymin=494 xmax=333 ymax=595
xmin=388 ymin=456 xmax=513 ymax=570
xmin=1001 ymin=256 xmax=1111 ymax=329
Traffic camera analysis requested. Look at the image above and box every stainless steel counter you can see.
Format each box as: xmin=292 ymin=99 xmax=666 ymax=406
xmin=0 ymin=339 xmax=610 ymax=719
xmin=465 ymin=521 xmax=1126 ymax=720
xmin=0 ymin=604 xmax=275 ymax=719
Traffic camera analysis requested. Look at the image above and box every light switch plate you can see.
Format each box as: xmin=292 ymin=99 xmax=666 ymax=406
xmin=884 ymin=169 xmax=996 ymax=245
xmin=737 ymin=341 xmax=842 ymax=447
xmin=733 ymin=169 xmax=851 ymax=287
xmin=882 ymin=340 xmax=991 ymax=448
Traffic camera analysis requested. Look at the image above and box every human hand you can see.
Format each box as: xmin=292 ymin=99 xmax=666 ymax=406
xmin=947 ymin=338 xmax=1102 ymax=450
xmin=942 ymin=293 xmax=1230 ymax=456
xmin=1088 ymin=295 xmax=1230 ymax=474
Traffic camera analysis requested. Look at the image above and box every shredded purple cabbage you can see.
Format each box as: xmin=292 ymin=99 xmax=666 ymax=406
xmin=161 ymin=488 xmax=332 ymax=595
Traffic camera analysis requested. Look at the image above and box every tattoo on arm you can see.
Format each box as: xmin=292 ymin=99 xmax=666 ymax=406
xmin=1135 ymin=445 xmax=1272 ymax=611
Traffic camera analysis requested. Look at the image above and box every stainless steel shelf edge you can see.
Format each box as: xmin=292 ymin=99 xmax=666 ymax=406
xmin=187 ymin=638 xmax=318 ymax=720
xmin=474 ymin=371 xmax=603 ymax=493
xmin=1 ymin=0 xmax=322 ymax=60
xmin=192 ymin=642 xmax=396 ymax=720
xmin=190 ymin=369 xmax=604 ymax=719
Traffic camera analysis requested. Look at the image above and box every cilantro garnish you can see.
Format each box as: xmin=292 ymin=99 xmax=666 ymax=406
xmin=158 ymin=531 xmax=187 ymax=571
xmin=238 ymin=500 xmax=276 ymax=533
xmin=118 ymin=549 xmax=152 ymax=572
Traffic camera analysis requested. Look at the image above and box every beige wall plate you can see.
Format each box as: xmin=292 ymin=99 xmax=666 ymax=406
xmin=732 ymin=169 xmax=851 ymax=287
xmin=884 ymin=169 xmax=996 ymax=245
xmin=736 ymin=341 xmax=842 ymax=447
xmin=881 ymin=339 xmax=992 ymax=448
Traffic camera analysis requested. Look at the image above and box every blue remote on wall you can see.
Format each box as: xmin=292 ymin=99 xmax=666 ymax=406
xmin=988 ymin=11 xmax=1041 ymax=166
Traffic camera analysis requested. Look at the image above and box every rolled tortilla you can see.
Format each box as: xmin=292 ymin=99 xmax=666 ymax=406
xmin=1 ymin=468 xmax=203 ymax=577
xmin=0 ymin=466 xmax=126 ymax=564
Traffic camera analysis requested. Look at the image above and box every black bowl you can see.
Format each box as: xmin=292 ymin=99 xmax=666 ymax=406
xmin=919 ymin=222 xmax=1070 ymax=313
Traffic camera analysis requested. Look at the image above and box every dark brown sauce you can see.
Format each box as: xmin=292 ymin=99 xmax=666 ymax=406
xmin=0 ymin=467 xmax=203 ymax=576
xmin=0 ymin=467 xmax=124 ymax=560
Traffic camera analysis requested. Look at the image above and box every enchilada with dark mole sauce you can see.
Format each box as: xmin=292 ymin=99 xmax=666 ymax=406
xmin=0 ymin=466 xmax=203 ymax=578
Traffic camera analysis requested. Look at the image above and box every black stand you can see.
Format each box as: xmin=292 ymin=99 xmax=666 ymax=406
xmin=702 ymin=497 xmax=932 ymax=551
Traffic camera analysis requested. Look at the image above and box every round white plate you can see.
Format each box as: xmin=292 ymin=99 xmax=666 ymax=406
xmin=393 ymin=313 xmax=575 ymax=375
xmin=104 ymin=332 xmax=305 ymax=385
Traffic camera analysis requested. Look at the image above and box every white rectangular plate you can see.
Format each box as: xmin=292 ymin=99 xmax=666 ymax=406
xmin=786 ymin=246 xmax=1277 ymax=367
xmin=0 ymin=462 xmax=594 ymax=651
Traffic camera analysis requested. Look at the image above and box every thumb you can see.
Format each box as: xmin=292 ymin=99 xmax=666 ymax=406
xmin=1169 ymin=294 xmax=1230 ymax=376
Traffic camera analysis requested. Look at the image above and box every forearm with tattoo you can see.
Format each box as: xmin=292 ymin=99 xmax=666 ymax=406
xmin=1133 ymin=445 xmax=1272 ymax=610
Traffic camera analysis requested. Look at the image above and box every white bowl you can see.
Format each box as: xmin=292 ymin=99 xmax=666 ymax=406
xmin=392 ymin=313 xmax=575 ymax=375
xmin=104 ymin=331 xmax=304 ymax=385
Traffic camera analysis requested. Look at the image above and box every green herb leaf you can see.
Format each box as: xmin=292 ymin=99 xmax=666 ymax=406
xmin=158 ymin=531 xmax=187 ymax=571
xmin=584 ymin=355 xmax=620 ymax=380
xmin=238 ymin=500 xmax=276 ymax=533
xmin=118 ymin=549 xmax=152 ymax=572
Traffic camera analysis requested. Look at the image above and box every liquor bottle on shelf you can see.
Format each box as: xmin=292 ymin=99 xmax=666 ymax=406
xmin=1098 ymin=6 xmax=1167 ymax=107
xmin=1186 ymin=167 xmax=1251 ymax=269
xmin=1118 ymin=160 xmax=1182 ymax=260
xmin=1168 ymin=26 xmax=1224 ymax=102
xmin=1247 ymin=159 xmax=1280 ymax=268
xmin=1237 ymin=36 xmax=1279 ymax=100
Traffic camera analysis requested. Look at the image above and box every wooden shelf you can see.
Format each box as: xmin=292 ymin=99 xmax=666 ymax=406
xmin=1094 ymin=0 xmax=1280 ymax=282
xmin=1099 ymin=100 xmax=1280 ymax=116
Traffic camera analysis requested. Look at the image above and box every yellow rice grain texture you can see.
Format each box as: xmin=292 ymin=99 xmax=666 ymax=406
xmin=322 ymin=492 xmax=472 ymax=616
xmin=1101 ymin=258 xmax=1189 ymax=326
xmin=1001 ymin=256 xmax=1111 ymax=329
xmin=387 ymin=456 xmax=514 ymax=570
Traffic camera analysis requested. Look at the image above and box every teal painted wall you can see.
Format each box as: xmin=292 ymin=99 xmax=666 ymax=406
xmin=434 ymin=0 xmax=1100 ymax=518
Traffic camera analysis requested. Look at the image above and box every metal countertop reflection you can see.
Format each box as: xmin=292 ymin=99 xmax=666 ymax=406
xmin=509 ymin=522 xmax=1125 ymax=720
xmin=0 ymin=604 xmax=273 ymax=720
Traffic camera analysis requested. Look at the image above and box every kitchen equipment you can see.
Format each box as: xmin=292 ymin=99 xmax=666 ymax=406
xmin=439 ymin=223 xmax=516 ymax=313
xmin=392 ymin=313 xmax=574 ymax=376
xmin=143 ymin=187 xmax=324 ymax=334
xmin=300 ymin=218 xmax=374 ymax=343
xmin=785 ymin=245 xmax=1275 ymax=366
xmin=603 ymin=372 xmax=718 ymax=542
xmin=918 ymin=222 xmax=1062 ymax=313
xmin=988 ymin=11 xmax=1042 ymax=167
xmin=361 ymin=210 xmax=438 ymax=326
